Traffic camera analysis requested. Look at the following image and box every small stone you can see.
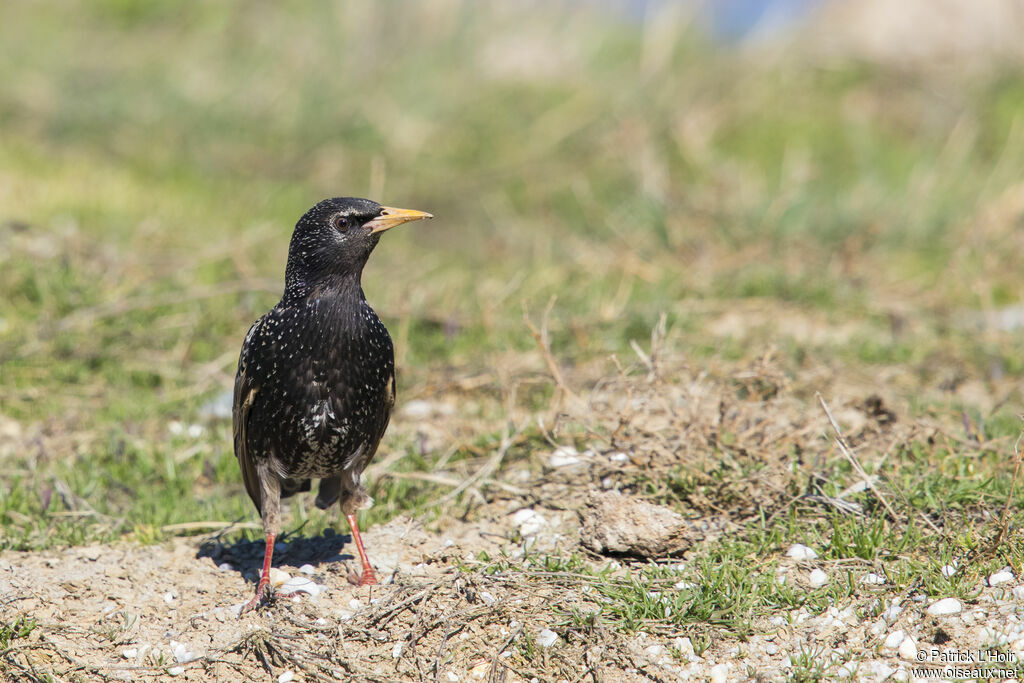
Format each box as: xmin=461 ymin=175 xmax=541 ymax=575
xmin=989 ymin=570 xmax=1014 ymax=586
xmin=298 ymin=564 xmax=316 ymax=575
xmin=673 ymin=580 xmax=695 ymax=590
xmin=808 ymin=569 xmax=828 ymax=587
xmin=217 ymin=562 xmax=234 ymax=572
xmin=644 ymin=644 xmax=665 ymax=659
xmin=765 ymin=643 xmax=779 ymax=655
xmin=121 ymin=648 xmax=137 ymax=659
xmin=163 ymin=591 xmax=177 ymax=604
xmin=786 ymin=544 xmax=818 ymax=560
xmin=278 ymin=672 xmax=294 ymax=683
xmin=709 ymin=663 xmax=729 ymax=683
xmin=674 ymin=637 xmax=694 ymax=656
xmin=170 ymin=641 xmax=193 ymax=663
xmin=548 ymin=446 xmax=582 ymax=467
xmin=537 ymin=629 xmax=558 ymax=648
xmin=926 ymin=598 xmax=962 ymax=616
xmin=269 ymin=568 xmax=290 ymax=588
xmin=940 ymin=563 xmax=957 ymax=578
xmin=867 ymin=661 xmax=896 ymax=680
xmin=480 ymin=591 xmax=496 ymax=605
xmin=280 ymin=576 xmax=321 ymax=596
xmin=168 ymin=666 xmax=185 ymax=676
xmin=898 ymin=636 xmax=918 ymax=661
xmin=392 ymin=642 xmax=404 ymax=659
xmin=1013 ymin=586 xmax=1024 ymax=600
xmin=468 ymin=661 xmax=490 ymax=679
xmin=609 ymin=452 xmax=629 ymax=463
xmin=860 ymin=573 xmax=885 ymax=585
xmin=883 ymin=630 xmax=905 ymax=649
xmin=511 ymin=509 xmax=547 ymax=537
xmin=882 ymin=603 xmax=903 ymax=621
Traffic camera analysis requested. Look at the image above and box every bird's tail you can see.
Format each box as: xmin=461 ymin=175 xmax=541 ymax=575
xmin=315 ymin=476 xmax=342 ymax=509
xmin=280 ymin=477 xmax=311 ymax=499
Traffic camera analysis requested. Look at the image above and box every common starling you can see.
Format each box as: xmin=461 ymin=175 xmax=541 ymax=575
xmin=232 ymin=197 xmax=432 ymax=614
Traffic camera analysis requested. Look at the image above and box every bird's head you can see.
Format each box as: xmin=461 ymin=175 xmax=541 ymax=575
xmin=284 ymin=197 xmax=432 ymax=296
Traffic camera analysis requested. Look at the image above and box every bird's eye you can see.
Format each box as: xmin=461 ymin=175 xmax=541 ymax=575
xmin=333 ymin=215 xmax=352 ymax=232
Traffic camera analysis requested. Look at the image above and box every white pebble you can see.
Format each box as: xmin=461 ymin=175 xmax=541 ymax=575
xmin=278 ymin=671 xmax=294 ymax=683
xmin=883 ymin=630 xmax=905 ymax=649
xmin=537 ymin=629 xmax=558 ymax=648
xmin=674 ymin=637 xmax=694 ymax=656
xmin=860 ymin=573 xmax=885 ymax=585
xmin=867 ymin=661 xmax=896 ymax=680
xmin=315 ymin=617 xmax=327 ymax=625
xmin=548 ymin=446 xmax=583 ymax=467
xmin=392 ymin=642 xmax=403 ymax=659
xmin=609 ymin=452 xmax=629 ymax=463
xmin=298 ymin=564 xmax=316 ymax=575
xmin=1013 ymin=586 xmax=1024 ymax=600
xmin=808 ymin=569 xmax=829 ymax=587
xmin=709 ymin=663 xmax=729 ymax=683
xmin=168 ymin=666 xmax=185 ymax=676
xmin=446 ymin=673 xmax=460 ymax=683
xmin=163 ymin=591 xmax=177 ymax=604
xmin=217 ymin=562 xmax=234 ymax=572
xmin=941 ymin=563 xmax=957 ymax=578
xmin=228 ymin=603 xmax=244 ymax=618
xmin=882 ymin=603 xmax=903 ymax=621
xmin=926 ymin=597 xmax=962 ymax=616
xmin=644 ymin=644 xmax=665 ymax=659
xmin=898 ymin=636 xmax=918 ymax=660
xmin=121 ymin=648 xmax=137 ymax=659
xmin=511 ymin=509 xmax=547 ymax=537
xmin=269 ymin=568 xmax=290 ymax=588
xmin=989 ymin=570 xmax=1014 ymax=586
xmin=480 ymin=591 xmax=496 ymax=605
xmin=280 ymin=576 xmax=321 ymax=596
xmin=786 ymin=544 xmax=818 ymax=560
xmin=170 ymin=641 xmax=194 ymax=663
xmin=673 ymin=580 xmax=695 ymax=590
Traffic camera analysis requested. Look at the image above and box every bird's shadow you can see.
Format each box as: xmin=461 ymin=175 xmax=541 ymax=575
xmin=197 ymin=526 xmax=356 ymax=584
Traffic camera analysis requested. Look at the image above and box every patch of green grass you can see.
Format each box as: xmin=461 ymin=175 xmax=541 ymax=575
xmin=0 ymin=616 xmax=37 ymax=649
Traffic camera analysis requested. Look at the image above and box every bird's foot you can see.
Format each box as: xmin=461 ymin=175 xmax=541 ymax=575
xmin=347 ymin=566 xmax=378 ymax=587
xmin=239 ymin=589 xmax=267 ymax=616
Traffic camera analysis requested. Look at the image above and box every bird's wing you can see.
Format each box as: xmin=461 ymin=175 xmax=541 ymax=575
xmin=233 ymin=320 xmax=264 ymax=514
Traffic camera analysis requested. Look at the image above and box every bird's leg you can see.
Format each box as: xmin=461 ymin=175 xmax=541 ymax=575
xmin=239 ymin=472 xmax=281 ymax=614
xmin=345 ymin=513 xmax=377 ymax=586
xmin=239 ymin=532 xmax=276 ymax=614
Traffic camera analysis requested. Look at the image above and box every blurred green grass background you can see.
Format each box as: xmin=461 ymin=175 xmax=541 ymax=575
xmin=3 ymin=0 xmax=1024 ymax=549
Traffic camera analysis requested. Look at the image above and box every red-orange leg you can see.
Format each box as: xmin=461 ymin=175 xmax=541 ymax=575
xmin=346 ymin=514 xmax=377 ymax=586
xmin=239 ymin=532 xmax=276 ymax=614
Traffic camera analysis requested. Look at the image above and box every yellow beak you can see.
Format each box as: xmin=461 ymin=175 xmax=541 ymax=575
xmin=366 ymin=206 xmax=433 ymax=234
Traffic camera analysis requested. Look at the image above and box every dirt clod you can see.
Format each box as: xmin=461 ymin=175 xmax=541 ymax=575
xmin=578 ymin=490 xmax=694 ymax=558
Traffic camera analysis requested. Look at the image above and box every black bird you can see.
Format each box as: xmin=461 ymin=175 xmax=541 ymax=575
xmin=232 ymin=197 xmax=432 ymax=613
